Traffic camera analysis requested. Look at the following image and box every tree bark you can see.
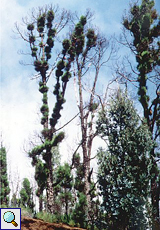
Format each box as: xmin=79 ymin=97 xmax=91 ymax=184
xmin=77 ymin=65 xmax=91 ymax=220
xmin=46 ymin=155 xmax=55 ymax=214
xmin=39 ymin=195 xmax=43 ymax=212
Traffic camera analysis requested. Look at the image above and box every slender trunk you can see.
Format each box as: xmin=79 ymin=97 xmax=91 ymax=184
xmin=77 ymin=65 xmax=91 ymax=220
xmin=83 ymin=148 xmax=91 ymax=219
xmin=65 ymin=188 xmax=68 ymax=216
xmin=46 ymin=169 xmax=54 ymax=214
xmin=39 ymin=195 xmax=43 ymax=212
xmin=46 ymin=150 xmax=55 ymax=214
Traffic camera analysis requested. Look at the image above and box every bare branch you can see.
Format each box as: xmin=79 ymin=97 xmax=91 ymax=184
xmin=14 ymin=22 xmax=30 ymax=42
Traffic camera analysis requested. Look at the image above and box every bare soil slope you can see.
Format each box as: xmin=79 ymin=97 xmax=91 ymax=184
xmin=21 ymin=216 xmax=86 ymax=230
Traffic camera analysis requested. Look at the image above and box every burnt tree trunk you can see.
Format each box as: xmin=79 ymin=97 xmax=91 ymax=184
xmin=46 ymin=150 xmax=55 ymax=214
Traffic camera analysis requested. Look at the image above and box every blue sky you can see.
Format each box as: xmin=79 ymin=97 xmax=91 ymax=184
xmin=0 ymin=0 xmax=159 ymax=198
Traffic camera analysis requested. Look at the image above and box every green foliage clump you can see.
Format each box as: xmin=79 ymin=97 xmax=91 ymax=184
xmin=86 ymin=29 xmax=97 ymax=48
xmin=29 ymin=35 xmax=35 ymax=43
xmin=47 ymin=10 xmax=55 ymax=24
xmin=56 ymin=163 xmax=73 ymax=189
xmin=42 ymin=92 xmax=48 ymax=104
xmin=34 ymin=61 xmax=42 ymax=72
xmin=40 ymin=104 xmax=49 ymax=114
xmin=48 ymin=28 xmax=56 ymax=37
xmin=45 ymin=45 xmax=51 ymax=54
xmin=32 ymin=49 xmax=36 ymax=57
xmin=31 ymin=46 xmax=38 ymax=57
xmin=80 ymin=16 xmax=87 ymax=26
xmin=50 ymin=94 xmax=66 ymax=127
xmin=62 ymin=39 xmax=71 ymax=52
xmin=47 ymin=36 xmax=54 ymax=47
xmin=61 ymin=71 xmax=71 ymax=82
xmin=55 ymin=69 xmax=63 ymax=77
xmin=37 ymin=14 xmax=45 ymax=33
xmin=51 ymin=132 xmax=65 ymax=146
xmin=27 ymin=24 xmax=34 ymax=31
xmin=57 ymin=60 xmax=65 ymax=70
xmin=70 ymin=16 xmax=86 ymax=56
xmin=68 ymin=46 xmax=76 ymax=61
xmin=30 ymin=145 xmax=44 ymax=157
xmin=26 ymin=9 xmax=56 ymax=77
xmin=39 ymin=82 xmax=49 ymax=94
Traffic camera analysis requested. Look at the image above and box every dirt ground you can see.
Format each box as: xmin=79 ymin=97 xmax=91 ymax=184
xmin=21 ymin=216 xmax=87 ymax=230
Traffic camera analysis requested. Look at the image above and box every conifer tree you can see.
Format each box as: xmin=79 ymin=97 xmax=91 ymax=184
xmin=20 ymin=178 xmax=34 ymax=211
xmin=121 ymin=0 xmax=160 ymax=224
xmin=97 ymin=90 xmax=154 ymax=229
xmin=0 ymin=146 xmax=10 ymax=206
xmin=54 ymin=163 xmax=73 ymax=218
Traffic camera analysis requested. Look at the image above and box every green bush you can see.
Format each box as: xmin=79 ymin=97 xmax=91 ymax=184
xmin=68 ymin=219 xmax=75 ymax=227
xmin=36 ymin=211 xmax=57 ymax=223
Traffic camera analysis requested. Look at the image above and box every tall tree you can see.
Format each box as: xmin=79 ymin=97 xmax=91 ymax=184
xmin=0 ymin=146 xmax=10 ymax=206
xmin=16 ymin=5 xmax=73 ymax=214
xmin=116 ymin=0 xmax=159 ymax=224
xmin=70 ymin=11 xmax=113 ymax=220
xmin=97 ymin=90 xmax=154 ymax=229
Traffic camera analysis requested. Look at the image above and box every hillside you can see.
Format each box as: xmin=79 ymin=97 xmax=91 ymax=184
xmin=21 ymin=216 xmax=87 ymax=230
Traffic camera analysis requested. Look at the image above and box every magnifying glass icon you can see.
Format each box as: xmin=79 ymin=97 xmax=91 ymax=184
xmin=3 ymin=211 xmax=18 ymax=227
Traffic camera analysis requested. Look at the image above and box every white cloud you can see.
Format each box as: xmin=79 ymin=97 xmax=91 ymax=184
xmin=1 ymin=73 xmax=40 ymax=181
